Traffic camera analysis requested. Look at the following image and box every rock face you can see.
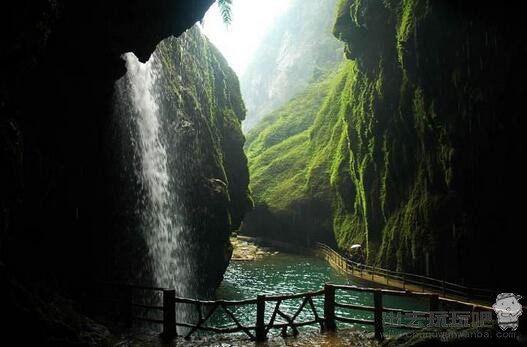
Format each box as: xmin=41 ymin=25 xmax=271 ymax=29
xmin=1 ymin=0 xmax=252 ymax=342
xmin=1 ymin=263 xmax=113 ymax=346
xmin=110 ymin=27 xmax=251 ymax=295
xmin=0 ymin=1 xmax=222 ymax=286
xmin=241 ymin=0 xmax=343 ymax=132
xmin=157 ymin=30 xmax=251 ymax=292
xmin=244 ymin=0 xmax=527 ymax=293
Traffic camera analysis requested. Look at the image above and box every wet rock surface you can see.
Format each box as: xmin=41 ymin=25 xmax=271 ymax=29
xmin=230 ymin=236 xmax=279 ymax=261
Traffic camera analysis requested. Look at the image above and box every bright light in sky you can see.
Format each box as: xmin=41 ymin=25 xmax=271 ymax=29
xmin=201 ymin=0 xmax=292 ymax=76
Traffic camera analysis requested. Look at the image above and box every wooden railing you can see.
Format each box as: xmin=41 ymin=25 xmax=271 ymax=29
xmin=316 ymin=242 xmax=502 ymax=303
xmin=93 ymin=281 xmax=493 ymax=342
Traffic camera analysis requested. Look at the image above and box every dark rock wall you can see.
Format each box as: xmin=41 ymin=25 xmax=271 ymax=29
xmin=332 ymin=0 xmax=526 ymax=291
xmin=0 ymin=0 xmax=218 ymax=291
xmin=0 ymin=1 xmax=253 ymax=344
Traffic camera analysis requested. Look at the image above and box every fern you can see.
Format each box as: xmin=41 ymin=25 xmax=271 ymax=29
xmin=217 ymin=0 xmax=233 ymax=25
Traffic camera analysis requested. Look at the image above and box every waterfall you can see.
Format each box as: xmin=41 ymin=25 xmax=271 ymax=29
xmin=113 ymin=52 xmax=196 ymax=326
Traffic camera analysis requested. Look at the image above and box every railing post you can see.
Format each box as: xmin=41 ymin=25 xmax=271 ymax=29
xmin=442 ymin=280 xmax=446 ymax=296
xmin=162 ymin=289 xmax=177 ymax=338
xmin=256 ymin=294 xmax=266 ymax=341
xmin=373 ymin=290 xmax=384 ymax=340
xmin=323 ymin=284 xmax=336 ymax=332
xmin=429 ymin=294 xmax=439 ymax=312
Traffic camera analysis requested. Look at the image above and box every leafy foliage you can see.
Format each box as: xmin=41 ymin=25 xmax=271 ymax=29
xmin=217 ymin=0 xmax=232 ymax=25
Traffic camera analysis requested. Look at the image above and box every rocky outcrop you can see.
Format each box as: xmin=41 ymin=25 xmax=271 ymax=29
xmin=143 ymin=28 xmax=251 ymax=293
xmin=244 ymin=0 xmax=527 ymax=293
xmin=0 ymin=0 xmax=254 ymax=343
xmin=1 ymin=263 xmax=113 ymax=346
xmin=108 ymin=27 xmax=251 ymax=296
xmin=0 ymin=1 xmax=219 ymax=286
xmin=230 ymin=236 xmax=277 ymax=261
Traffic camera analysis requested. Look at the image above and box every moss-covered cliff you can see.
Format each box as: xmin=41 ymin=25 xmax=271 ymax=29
xmin=165 ymin=28 xmax=252 ymax=291
xmin=245 ymin=0 xmax=526 ymax=292
xmin=105 ymin=27 xmax=252 ymax=297
xmin=157 ymin=27 xmax=251 ymax=237
xmin=244 ymin=67 xmax=345 ymax=244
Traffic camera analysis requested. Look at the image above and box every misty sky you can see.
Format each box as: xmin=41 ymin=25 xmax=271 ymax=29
xmin=201 ymin=0 xmax=292 ymax=76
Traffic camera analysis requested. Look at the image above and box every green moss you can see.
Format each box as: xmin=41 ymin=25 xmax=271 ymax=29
xmin=333 ymin=0 xmax=353 ymax=41
xmin=246 ymin=0 xmax=522 ymax=289
xmin=250 ymin=133 xmax=310 ymax=211
xmin=396 ymin=0 xmax=416 ymax=65
xmin=246 ymin=66 xmax=349 ymax=211
xmin=156 ymin=27 xmax=251 ymax=231
xmin=396 ymin=0 xmax=431 ymax=66
xmin=247 ymin=58 xmax=381 ymax=256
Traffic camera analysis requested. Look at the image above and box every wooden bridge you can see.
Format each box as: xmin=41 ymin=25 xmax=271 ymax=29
xmin=88 ymin=241 xmax=519 ymax=342
xmin=315 ymin=242 xmax=502 ymax=304
xmin=93 ymin=281 xmax=493 ymax=342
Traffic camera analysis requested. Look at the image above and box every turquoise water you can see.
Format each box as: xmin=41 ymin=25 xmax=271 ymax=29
xmin=207 ymin=252 xmax=429 ymax=335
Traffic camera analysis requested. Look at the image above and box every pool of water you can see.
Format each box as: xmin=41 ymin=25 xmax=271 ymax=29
xmin=206 ymin=252 xmax=428 ymax=335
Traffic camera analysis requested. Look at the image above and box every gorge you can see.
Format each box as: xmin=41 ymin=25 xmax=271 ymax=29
xmin=1 ymin=0 xmax=526 ymax=345
xmin=242 ymin=0 xmax=527 ymax=295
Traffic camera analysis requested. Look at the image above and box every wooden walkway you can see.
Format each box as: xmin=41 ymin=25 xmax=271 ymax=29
xmin=316 ymin=243 xmax=500 ymax=306
xmin=234 ymin=236 xmax=502 ymax=306
xmin=88 ymin=239 xmax=510 ymax=342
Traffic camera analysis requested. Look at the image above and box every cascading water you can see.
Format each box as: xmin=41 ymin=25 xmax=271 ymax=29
xmin=124 ymin=53 xmax=173 ymax=283
xmin=113 ymin=52 xmax=197 ymax=327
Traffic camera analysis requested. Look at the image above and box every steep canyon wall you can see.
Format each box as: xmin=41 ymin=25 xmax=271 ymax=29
xmin=244 ymin=0 xmax=527 ymax=292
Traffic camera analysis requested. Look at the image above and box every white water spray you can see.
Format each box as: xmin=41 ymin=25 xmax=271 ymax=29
xmin=123 ymin=52 xmax=175 ymax=284
xmin=116 ymin=53 xmax=196 ymax=316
